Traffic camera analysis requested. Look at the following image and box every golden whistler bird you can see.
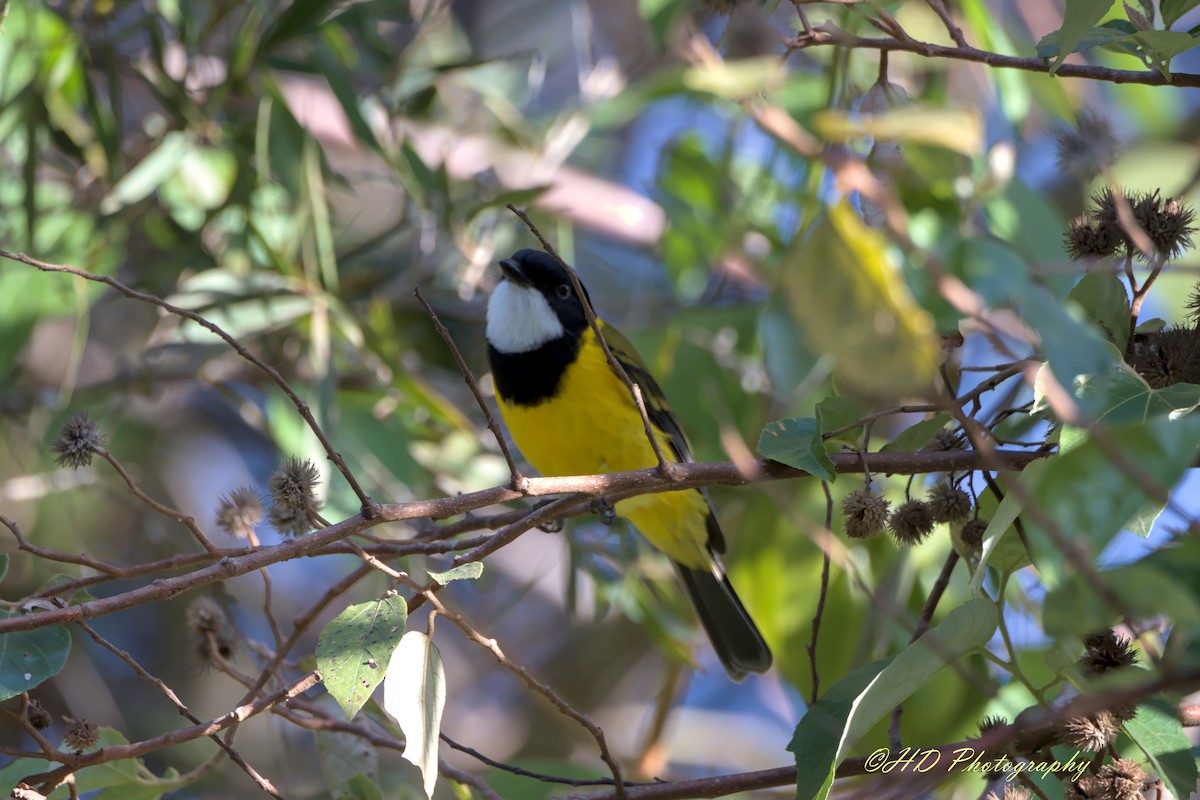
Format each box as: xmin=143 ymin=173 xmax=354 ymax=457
xmin=485 ymin=248 xmax=772 ymax=680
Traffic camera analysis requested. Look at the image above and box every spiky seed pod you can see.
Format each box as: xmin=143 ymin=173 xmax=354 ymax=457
xmin=1081 ymin=629 xmax=1138 ymax=676
xmin=215 ymin=486 xmax=264 ymax=540
xmin=1096 ymin=757 xmax=1147 ymax=800
xmin=268 ymin=457 xmax=322 ymax=537
xmin=969 ymin=714 xmax=1010 ymax=770
xmin=961 ymin=518 xmax=988 ymax=549
xmin=842 ymin=489 xmax=891 ymax=540
xmin=1056 ymin=109 xmax=1119 ymax=181
xmin=924 ymin=428 xmax=963 ymax=452
xmin=52 ymin=412 xmax=107 ymax=469
xmin=1125 ymin=325 xmax=1200 ymax=388
xmin=929 ymin=481 xmax=972 ymax=523
xmin=1065 ymin=213 xmax=1122 ymax=261
xmin=187 ymin=596 xmax=234 ymax=664
xmin=1132 ymin=192 xmax=1196 ymax=261
xmin=1111 ymin=700 xmax=1139 ymax=725
xmin=1083 ymin=186 xmax=1197 ymax=261
xmin=25 ymin=699 xmax=51 ymax=730
xmin=1062 ymin=710 xmax=1121 ymax=751
xmin=62 ymin=716 xmax=99 ymax=753
xmin=985 ymin=787 xmax=1032 ymax=800
xmin=1063 ymin=776 xmax=1100 ymax=800
xmin=888 ymin=499 xmax=935 ymax=545
xmin=187 ymin=596 xmax=226 ymax=634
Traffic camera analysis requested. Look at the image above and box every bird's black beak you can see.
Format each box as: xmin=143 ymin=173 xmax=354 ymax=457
xmin=498 ymin=258 xmax=532 ymax=288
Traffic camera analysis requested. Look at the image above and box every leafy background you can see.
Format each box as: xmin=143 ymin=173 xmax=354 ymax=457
xmin=1 ymin=0 xmax=1199 ymax=797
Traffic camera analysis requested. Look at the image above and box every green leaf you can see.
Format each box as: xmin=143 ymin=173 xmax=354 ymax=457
xmin=318 ymin=731 xmax=379 ymax=797
xmin=815 ymin=396 xmax=868 ymax=447
xmin=1125 ymin=696 xmax=1200 ymax=799
xmin=1045 ymin=0 xmax=1119 ymax=71
xmin=383 ymin=631 xmax=447 ymax=800
xmin=1134 ymin=29 xmax=1200 ymax=71
xmin=427 ymin=563 xmax=483 ymax=585
xmin=98 ymin=131 xmax=192 ymax=214
xmin=316 ymin=596 xmax=408 ymax=720
xmin=1021 ymin=285 xmax=1122 ymax=399
xmin=1163 ymin=0 xmax=1200 ymax=26
xmin=1076 ymin=369 xmax=1200 ymax=424
xmin=757 ymin=418 xmax=836 ymax=481
xmin=1036 ymin=18 xmax=1137 ymax=59
xmin=968 ymin=468 xmax=1039 ymax=589
xmin=0 ymin=554 xmax=8 ymax=584
xmin=1067 ymin=273 xmax=1131 ymax=353
xmin=790 ymin=659 xmax=893 ymax=800
xmin=880 ymin=414 xmax=952 ymax=452
xmin=790 ymin=599 xmax=998 ymax=800
xmin=1043 ymin=537 xmax=1200 ymax=635
xmin=638 ymin=0 xmax=690 ymax=50
xmin=336 ymin=774 xmax=384 ymax=800
xmin=0 ymin=612 xmax=71 ymax=701
xmin=259 ymin=0 xmax=338 ymax=54
xmin=782 ymin=204 xmax=940 ymax=399
xmin=1024 ymin=415 xmax=1200 ymax=587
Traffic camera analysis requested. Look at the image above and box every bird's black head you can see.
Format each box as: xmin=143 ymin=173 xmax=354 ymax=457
xmin=486 ymin=249 xmax=592 ymax=354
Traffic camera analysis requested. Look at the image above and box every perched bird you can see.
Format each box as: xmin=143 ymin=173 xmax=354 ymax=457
xmin=485 ymin=248 xmax=772 ymax=680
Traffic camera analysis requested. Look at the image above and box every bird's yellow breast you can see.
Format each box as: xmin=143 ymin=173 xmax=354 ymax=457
xmin=495 ymin=327 xmax=711 ymax=567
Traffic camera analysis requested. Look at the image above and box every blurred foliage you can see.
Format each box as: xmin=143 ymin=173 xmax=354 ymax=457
xmin=1 ymin=0 xmax=1199 ymax=798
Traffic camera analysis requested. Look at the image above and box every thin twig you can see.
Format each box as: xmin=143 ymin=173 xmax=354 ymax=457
xmin=73 ymin=620 xmax=282 ymax=798
xmin=806 ymin=483 xmax=833 ymax=704
xmin=411 ymin=581 xmax=628 ymax=799
xmin=0 ymin=449 xmax=1048 ymax=635
xmin=789 ymin=28 xmax=1200 ymax=87
xmin=0 ymin=248 xmax=377 ymax=517
xmin=20 ymin=672 xmax=321 ymax=794
xmin=922 ymin=0 xmax=968 ymax=48
xmin=413 ymin=284 xmax=526 ymax=491
xmin=94 ymin=449 xmax=218 ymax=553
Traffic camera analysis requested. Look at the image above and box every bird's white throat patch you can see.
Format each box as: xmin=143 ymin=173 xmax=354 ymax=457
xmin=486 ymin=280 xmax=565 ymax=354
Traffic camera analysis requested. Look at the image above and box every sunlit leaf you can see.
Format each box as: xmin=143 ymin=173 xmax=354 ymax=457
xmin=427 ymin=563 xmax=483 ymax=585
xmin=382 ymin=631 xmax=447 ymax=800
xmin=98 ymin=131 xmax=192 ymax=214
xmin=782 ymin=203 xmax=940 ymax=398
xmin=316 ymin=596 xmax=408 ymax=720
xmin=815 ymin=106 xmax=984 ymax=156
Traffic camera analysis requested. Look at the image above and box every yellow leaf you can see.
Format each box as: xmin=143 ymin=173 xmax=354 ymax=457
xmin=782 ymin=203 xmax=940 ymax=398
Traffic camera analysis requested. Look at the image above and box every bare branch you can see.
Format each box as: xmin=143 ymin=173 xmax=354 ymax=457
xmin=0 ymin=247 xmax=377 ymax=517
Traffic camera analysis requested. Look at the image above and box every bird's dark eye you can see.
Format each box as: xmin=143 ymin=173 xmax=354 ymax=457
xmin=554 ymin=283 xmax=572 ymax=300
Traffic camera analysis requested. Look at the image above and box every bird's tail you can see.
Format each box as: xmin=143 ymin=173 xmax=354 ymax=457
xmin=675 ymin=561 xmax=772 ymax=681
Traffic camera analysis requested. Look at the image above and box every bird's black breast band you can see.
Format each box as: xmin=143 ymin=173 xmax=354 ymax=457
xmin=487 ymin=335 xmax=582 ymax=406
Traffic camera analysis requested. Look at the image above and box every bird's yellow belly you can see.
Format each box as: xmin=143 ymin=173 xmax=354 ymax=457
xmin=495 ymin=330 xmax=710 ymax=567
